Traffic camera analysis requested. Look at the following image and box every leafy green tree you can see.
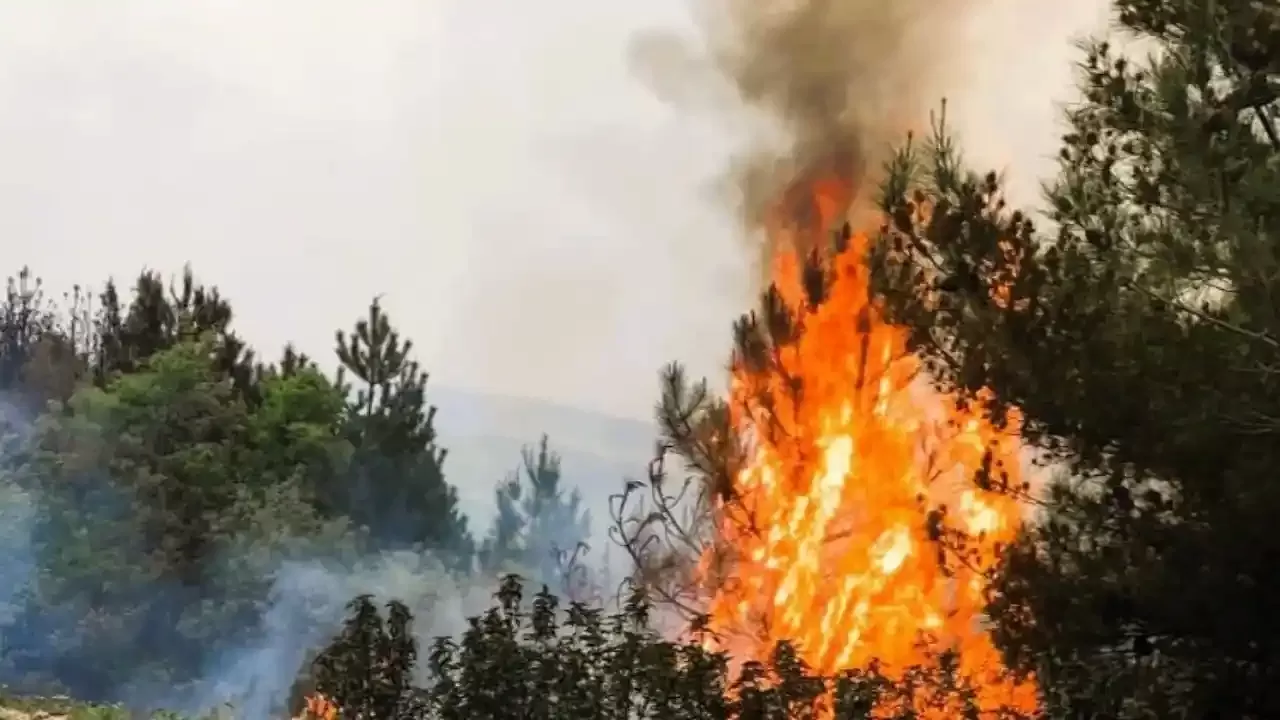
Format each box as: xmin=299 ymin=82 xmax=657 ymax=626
xmin=2 ymin=335 xmax=354 ymax=699
xmin=867 ymin=1 xmax=1280 ymax=715
xmin=0 ymin=266 xmax=483 ymax=699
xmin=479 ymin=436 xmax=592 ymax=590
xmin=333 ymin=299 xmax=473 ymax=566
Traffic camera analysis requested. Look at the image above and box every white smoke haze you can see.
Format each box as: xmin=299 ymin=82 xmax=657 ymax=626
xmin=0 ymin=1 xmax=1113 ymax=415
xmin=0 ymin=485 xmax=36 ymax=630
xmin=170 ymin=519 xmax=632 ymax=718
xmin=945 ymin=0 xmax=1116 ymax=209
xmin=0 ymin=483 xmax=610 ymax=719
xmin=0 ymin=395 xmax=622 ymax=719
xmin=0 ymin=401 xmax=37 ymax=635
xmin=177 ymin=552 xmax=492 ymax=720
xmin=0 ymin=0 xmax=746 ymax=423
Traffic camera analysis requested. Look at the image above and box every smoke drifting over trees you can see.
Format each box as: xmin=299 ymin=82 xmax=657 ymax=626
xmin=0 ymin=273 xmax=601 ymax=717
xmin=2 ymin=0 xmax=1279 ymax=718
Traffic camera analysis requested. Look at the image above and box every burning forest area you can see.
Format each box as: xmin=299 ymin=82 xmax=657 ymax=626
xmin=707 ymin=183 xmax=1034 ymax=712
xmin=2 ymin=0 xmax=1278 ymax=718
xmin=283 ymin=135 xmax=1044 ymax=716
xmin=608 ymin=158 xmax=1040 ymax=719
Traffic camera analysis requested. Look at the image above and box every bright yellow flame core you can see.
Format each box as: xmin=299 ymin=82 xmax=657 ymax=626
xmin=698 ymin=228 xmax=1038 ymax=716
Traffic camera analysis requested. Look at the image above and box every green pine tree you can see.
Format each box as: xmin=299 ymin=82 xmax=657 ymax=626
xmin=479 ymin=472 xmax=525 ymax=572
xmin=480 ymin=435 xmax=591 ymax=591
xmin=333 ymin=298 xmax=474 ymax=566
xmin=868 ymin=1 xmax=1280 ymax=715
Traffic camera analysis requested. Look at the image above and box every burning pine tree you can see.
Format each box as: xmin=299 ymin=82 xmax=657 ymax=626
xmin=614 ymin=165 xmax=1039 ymax=717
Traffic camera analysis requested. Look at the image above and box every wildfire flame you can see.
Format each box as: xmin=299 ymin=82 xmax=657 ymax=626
xmin=695 ymin=174 xmax=1038 ymax=716
xmin=299 ymin=693 xmax=338 ymax=720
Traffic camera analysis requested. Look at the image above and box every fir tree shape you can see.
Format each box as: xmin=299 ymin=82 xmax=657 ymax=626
xmin=334 ymin=298 xmax=473 ymax=562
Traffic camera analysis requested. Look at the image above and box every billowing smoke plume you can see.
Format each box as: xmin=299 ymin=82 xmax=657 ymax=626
xmin=630 ymin=0 xmax=979 ymax=268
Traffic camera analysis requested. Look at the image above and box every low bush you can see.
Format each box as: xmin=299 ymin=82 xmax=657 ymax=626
xmin=306 ymin=576 xmax=1033 ymax=720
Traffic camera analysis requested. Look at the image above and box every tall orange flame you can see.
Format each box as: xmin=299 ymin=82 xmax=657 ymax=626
xmin=697 ymin=175 xmax=1038 ymax=716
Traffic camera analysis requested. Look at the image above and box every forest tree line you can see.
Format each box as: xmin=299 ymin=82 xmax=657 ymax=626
xmin=0 ymin=266 xmax=589 ymax=700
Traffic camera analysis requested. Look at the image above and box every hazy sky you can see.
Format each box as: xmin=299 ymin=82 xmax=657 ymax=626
xmin=0 ymin=0 xmax=1110 ymax=422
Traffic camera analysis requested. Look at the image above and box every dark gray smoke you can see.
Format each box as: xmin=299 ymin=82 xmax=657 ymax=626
xmin=630 ymin=0 xmax=981 ymax=271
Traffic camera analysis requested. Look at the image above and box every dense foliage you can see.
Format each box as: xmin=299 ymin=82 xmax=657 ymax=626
xmin=309 ymin=576 xmax=1029 ymax=720
xmin=868 ymin=0 xmax=1280 ymax=716
xmin=0 ymin=268 xmax=588 ymax=706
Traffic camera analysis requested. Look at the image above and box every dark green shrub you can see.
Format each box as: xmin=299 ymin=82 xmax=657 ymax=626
xmin=307 ymin=576 xmax=1036 ymax=720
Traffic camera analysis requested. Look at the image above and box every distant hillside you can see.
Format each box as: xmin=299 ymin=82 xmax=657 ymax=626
xmin=427 ymin=387 xmax=658 ymax=539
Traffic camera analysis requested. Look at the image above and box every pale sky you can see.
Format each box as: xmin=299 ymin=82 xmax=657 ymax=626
xmin=0 ymin=0 xmax=1110 ymax=422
